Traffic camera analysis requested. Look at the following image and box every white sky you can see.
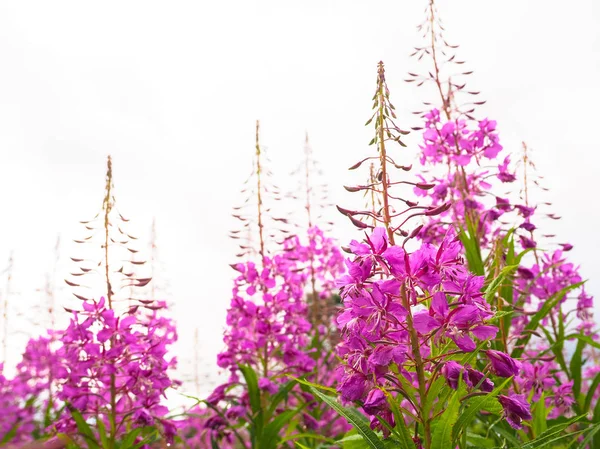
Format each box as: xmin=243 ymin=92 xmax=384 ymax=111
xmin=0 ymin=1 xmax=599 ymax=398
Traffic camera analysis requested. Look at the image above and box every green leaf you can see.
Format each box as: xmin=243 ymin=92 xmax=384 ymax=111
xmin=571 ymin=336 xmax=586 ymax=411
xmin=120 ymin=428 xmax=142 ymax=449
xmin=480 ymin=397 xmax=503 ymax=415
xmin=395 ymin=373 xmax=418 ymax=406
xmin=518 ymin=414 xmax=586 ymax=449
xmin=484 ymin=265 xmax=518 ymax=303
xmin=488 ymin=310 xmax=514 ymax=323
xmin=458 ymin=226 xmax=484 ymax=276
xmin=382 ymin=391 xmax=416 ymax=449
xmin=452 ymin=377 xmax=512 ymax=441
xmin=96 ymin=418 xmax=110 ymax=449
xmin=569 ymin=333 xmax=600 ymax=351
xmin=129 ymin=427 xmax=160 ymax=449
xmin=576 ymin=422 xmax=600 ymax=449
xmin=532 ymin=392 xmax=548 ymax=436
xmin=267 ymin=380 xmax=297 ymax=418
xmin=291 ymin=375 xmax=338 ymax=395
xmin=0 ymin=422 xmax=19 ymax=444
xmin=239 ymin=364 xmax=261 ymax=414
xmin=490 ymin=421 xmax=521 ymax=447
xmin=542 ymin=326 xmax=570 ymax=376
xmin=262 ymin=409 xmax=300 ymax=449
xmin=422 ymin=377 xmax=445 ymax=421
xmin=585 ymin=372 xmax=600 ymax=412
xmin=337 ymin=430 xmax=390 ymax=449
xmin=466 ymin=432 xmax=496 ymax=448
xmin=239 ymin=363 xmax=264 ymax=442
xmin=295 ymin=443 xmax=312 ymax=449
xmin=281 ymin=433 xmax=332 ymax=444
xmin=431 ymin=383 xmax=464 ymax=449
xmin=592 ymin=396 xmax=600 ymax=448
xmin=67 ymin=406 xmax=100 ymax=449
xmin=308 ymin=387 xmax=385 ymax=449
xmin=511 ymin=282 xmax=584 ymax=359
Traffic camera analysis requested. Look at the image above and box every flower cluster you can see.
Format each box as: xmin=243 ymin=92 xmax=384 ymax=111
xmin=0 ymin=363 xmax=39 ymax=444
xmin=54 ymin=297 xmax=178 ymax=441
xmin=291 ymin=226 xmax=345 ymax=300
xmin=415 ymin=112 xmax=518 ymax=247
xmin=336 ymin=227 xmax=527 ymax=433
xmin=218 ymin=253 xmax=313 ymax=377
xmin=0 ymin=333 xmax=65 ymax=443
xmin=414 ymin=108 xmax=596 ymax=421
xmin=205 ymin=226 xmax=346 ymax=445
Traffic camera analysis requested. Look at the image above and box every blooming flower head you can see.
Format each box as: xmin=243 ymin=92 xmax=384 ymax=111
xmin=498 ymin=394 xmax=532 ymax=429
xmin=485 ymin=350 xmax=520 ymax=378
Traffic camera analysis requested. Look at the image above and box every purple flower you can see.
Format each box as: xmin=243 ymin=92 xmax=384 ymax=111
xmin=339 ymin=373 xmax=368 ymax=402
xmin=442 ymin=361 xmax=463 ymax=389
xmin=258 ymin=378 xmax=278 ymax=395
xmin=485 ymin=350 xmax=520 ymax=377
xmin=497 ymin=156 xmax=516 ymax=183
xmin=465 ymin=368 xmax=494 ymax=392
xmin=498 ymin=394 xmax=532 ymax=429
xmin=363 ymin=389 xmax=387 ymax=415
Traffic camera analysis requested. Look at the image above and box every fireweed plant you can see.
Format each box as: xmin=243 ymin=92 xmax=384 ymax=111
xmin=324 ymin=61 xmax=520 ymax=449
xmin=0 ymin=3 xmax=599 ymax=449
xmin=292 ymin=2 xmax=600 ymax=448
xmin=54 ymin=157 xmax=179 ymax=448
xmin=0 ymin=157 xmax=179 ymax=449
xmin=178 ymin=124 xmax=350 ymax=449
xmin=404 ymin=0 xmax=600 ymax=442
xmin=0 ymin=332 xmax=66 ymax=444
xmin=229 ymin=121 xmax=293 ymax=261
xmin=311 ymin=44 xmax=600 ymax=447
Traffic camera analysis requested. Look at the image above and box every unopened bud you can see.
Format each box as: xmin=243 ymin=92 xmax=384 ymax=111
xmin=425 ymin=203 xmax=451 ymax=216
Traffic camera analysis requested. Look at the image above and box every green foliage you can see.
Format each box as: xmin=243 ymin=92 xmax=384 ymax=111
xmin=453 ymin=377 xmax=512 ymax=442
xmin=238 ymin=365 xmax=306 ymax=449
xmin=511 ymin=282 xmax=585 ymax=359
xmin=308 ymin=386 xmax=385 ymax=449
xmin=457 ymin=219 xmax=484 ymax=276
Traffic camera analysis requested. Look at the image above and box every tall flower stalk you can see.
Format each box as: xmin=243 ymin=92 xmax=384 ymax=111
xmin=55 ymin=156 xmax=178 ymax=447
xmin=331 ymin=61 xmax=529 ymax=449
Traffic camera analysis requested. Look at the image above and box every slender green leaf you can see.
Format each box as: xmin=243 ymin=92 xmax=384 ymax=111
xmin=68 ymin=406 xmax=100 ymax=449
xmin=120 ymin=428 xmax=142 ymax=449
xmin=458 ymin=227 xmax=484 ymax=276
xmin=239 ymin=363 xmax=264 ymax=442
xmin=309 ymin=387 xmax=385 ymax=449
xmin=380 ymin=392 xmax=415 ymax=449
xmin=431 ymin=383 xmax=464 ymax=449
xmin=96 ymin=418 xmax=109 ymax=449
xmin=239 ymin=364 xmax=261 ymax=414
xmin=532 ymin=392 xmax=547 ymax=436
xmin=423 ymin=377 xmax=445 ymax=419
xmin=585 ymin=372 xmax=600 ymax=412
xmin=267 ymin=380 xmax=297 ymax=418
xmin=512 ymin=282 xmax=584 ymax=358
xmin=262 ymin=410 xmax=299 ymax=449
xmin=0 ymin=423 xmax=19 ymax=444
xmin=575 ymin=422 xmax=600 ymax=449
xmin=281 ymin=433 xmax=332 ymax=444
xmin=291 ymin=375 xmax=337 ymax=395
xmin=571 ymin=336 xmax=586 ymax=411
xmin=569 ymin=333 xmax=600 ymax=351
xmin=484 ymin=265 xmax=518 ymax=303
xmin=453 ymin=377 xmax=512 ymax=441
xmin=466 ymin=433 xmax=496 ymax=448
xmin=519 ymin=415 xmax=586 ymax=449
